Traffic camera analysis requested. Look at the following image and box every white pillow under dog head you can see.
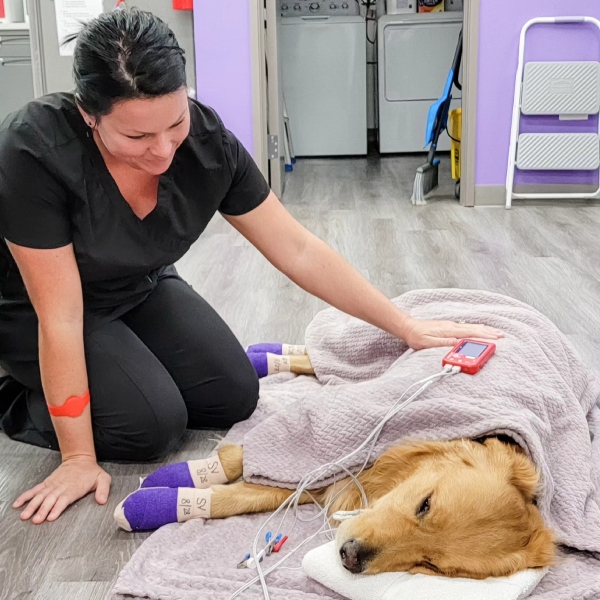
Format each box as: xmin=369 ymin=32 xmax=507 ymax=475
xmin=302 ymin=541 xmax=547 ymax=600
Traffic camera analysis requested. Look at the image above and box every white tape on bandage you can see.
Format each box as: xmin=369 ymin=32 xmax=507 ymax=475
xmin=266 ymin=353 xmax=292 ymax=375
xmin=281 ymin=344 xmax=307 ymax=356
xmin=188 ymin=456 xmax=228 ymax=487
xmin=176 ymin=488 xmax=213 ymax=521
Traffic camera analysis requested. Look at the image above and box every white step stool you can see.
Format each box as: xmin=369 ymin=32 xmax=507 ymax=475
xmin=505 ymin=17 xmax=600 ymax=209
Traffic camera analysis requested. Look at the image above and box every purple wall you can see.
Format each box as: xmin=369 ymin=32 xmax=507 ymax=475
xmin=193 ymin=1 xmax=255 ymax=155
xmin=476 ymin=1 xmax=600 ymax=186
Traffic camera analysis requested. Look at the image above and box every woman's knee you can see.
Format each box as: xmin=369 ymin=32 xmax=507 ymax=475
xmin=84 ymin=323 xmax=190 ymax=461
xmin=223 ymin=364 xmax=259 ymax=425
xmin=93 ymin=387 xmax=188 ymax=462
xmin=186 ymin=357 xmax=259 ymax=429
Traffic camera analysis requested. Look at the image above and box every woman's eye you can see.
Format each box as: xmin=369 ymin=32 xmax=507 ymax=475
xmin=417 ymin=496 xmax=431 ymax=517
xmin=126 ymin=135 xmax=145 ymax=140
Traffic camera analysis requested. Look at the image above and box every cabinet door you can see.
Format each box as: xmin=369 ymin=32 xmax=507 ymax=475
xmin=0 ymin=58 xmax=35 ymax=124
xmin=0 ymin=34 xmax=32 ymax=59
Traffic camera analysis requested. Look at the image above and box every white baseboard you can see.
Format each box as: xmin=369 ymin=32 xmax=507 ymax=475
xmin=474 ymin=184 xmax=599 ymax=206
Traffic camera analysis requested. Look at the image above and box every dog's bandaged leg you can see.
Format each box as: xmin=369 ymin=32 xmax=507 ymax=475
xmin=141 ymin=456 xmax=228 ymax=489
xmin=247 ymin=352 xmax=314 ymax=378
xmin=114 ymin=487 xmax=213 ymax=531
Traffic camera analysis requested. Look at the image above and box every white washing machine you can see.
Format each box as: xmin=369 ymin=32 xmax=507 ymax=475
xmin=378 ymin=12 xmax=463 ymax=153
xmin=280 ymin=15 xmax=367 ymax=156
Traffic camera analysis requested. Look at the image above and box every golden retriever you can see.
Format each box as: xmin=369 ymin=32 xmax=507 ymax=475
xmin=208 ymin=437 xmax=555 ymax=578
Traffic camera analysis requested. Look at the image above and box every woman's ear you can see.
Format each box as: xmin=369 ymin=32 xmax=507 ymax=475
xmin=76 ymin=104 xmax=96 ymax=129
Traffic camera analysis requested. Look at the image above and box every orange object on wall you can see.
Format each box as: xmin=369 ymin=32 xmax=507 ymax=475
xmin=417 ymin=0 xmax=444 ymax=12
xmin=173 ymin=0 xmax=193 ymax=9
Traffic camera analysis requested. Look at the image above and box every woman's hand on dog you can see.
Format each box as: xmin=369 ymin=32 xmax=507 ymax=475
xmin=403 ymin=318 xmax=504 ymax=350
xmin=13 ymin=455 xmax=111 ymax=524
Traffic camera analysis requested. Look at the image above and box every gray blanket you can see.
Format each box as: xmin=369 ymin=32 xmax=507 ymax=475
xmin=113 ymin=289 xmax=600 ymax=600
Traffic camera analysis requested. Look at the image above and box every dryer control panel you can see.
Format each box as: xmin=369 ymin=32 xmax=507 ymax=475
xmin=279 ymin=0 xmax=360 ymax=17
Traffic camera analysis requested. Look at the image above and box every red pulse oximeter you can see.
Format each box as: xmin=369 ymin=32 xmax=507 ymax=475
xmin=442 ymin=339 xmax=496 ymax=375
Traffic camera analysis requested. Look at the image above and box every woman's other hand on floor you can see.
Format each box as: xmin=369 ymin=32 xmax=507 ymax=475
xmin=12 ymin=455 xmax=111 ymax=524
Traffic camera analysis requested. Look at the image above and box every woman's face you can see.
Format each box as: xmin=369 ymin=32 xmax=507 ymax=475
xmin=84 ymin=88 xmax=191 ymax=176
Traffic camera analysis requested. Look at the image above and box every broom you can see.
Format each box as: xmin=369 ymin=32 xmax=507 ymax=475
xmin=411 ymin=29 xmax=463 ymax=206
xmin=411 ymin=146 xmax=441 ymax=206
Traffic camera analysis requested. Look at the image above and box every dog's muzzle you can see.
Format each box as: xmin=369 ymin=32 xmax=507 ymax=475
xmin=339 ymin=539 xmax=376 ymax=574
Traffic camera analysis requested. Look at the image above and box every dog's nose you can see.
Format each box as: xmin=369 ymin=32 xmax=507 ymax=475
xmin=340 ymin=539 xmax=364 ymax=574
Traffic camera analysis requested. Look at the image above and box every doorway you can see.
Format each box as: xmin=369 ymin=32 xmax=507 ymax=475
xmin=251 ymin=0 xmax=479 ymax=207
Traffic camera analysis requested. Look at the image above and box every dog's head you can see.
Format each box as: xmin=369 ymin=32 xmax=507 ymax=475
xmin=335 ymin=438 xmax=555 ymax=578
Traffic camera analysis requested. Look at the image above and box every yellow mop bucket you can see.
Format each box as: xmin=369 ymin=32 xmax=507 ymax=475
xmin=449 ymin=108 xmax=461 ymax=198
xmin=449 ymin=108 xmax=461 ymax=183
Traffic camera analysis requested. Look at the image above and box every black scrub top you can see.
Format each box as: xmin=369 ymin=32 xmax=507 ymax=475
xmin=0 ymin=93 xmax=271 ymax=361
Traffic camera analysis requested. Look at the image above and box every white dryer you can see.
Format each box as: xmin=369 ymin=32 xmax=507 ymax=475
xmin=280 ymin=15 xmax=367 ymax=156
xmin=378 ymin=12 xmax=463 ymax=153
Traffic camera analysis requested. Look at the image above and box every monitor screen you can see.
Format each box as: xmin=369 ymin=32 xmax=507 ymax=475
xmin=456 ymin=341 xmax=487 ymax=358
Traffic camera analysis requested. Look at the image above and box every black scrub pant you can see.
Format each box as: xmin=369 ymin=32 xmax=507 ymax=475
xmin=0 ymin=277 xmax=259 ymax=462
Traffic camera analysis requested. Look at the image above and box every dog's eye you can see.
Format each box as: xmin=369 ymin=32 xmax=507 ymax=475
xmin=417 ymin=496 xmax=431 ymax=517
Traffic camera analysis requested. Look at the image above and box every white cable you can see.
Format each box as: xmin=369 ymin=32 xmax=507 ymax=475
xmin=229 ymin=365 xmax=459 ymax=600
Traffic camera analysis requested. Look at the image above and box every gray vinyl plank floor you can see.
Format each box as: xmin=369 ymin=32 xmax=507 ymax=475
xmin=2 ymin=154 xmax=600 ymax=599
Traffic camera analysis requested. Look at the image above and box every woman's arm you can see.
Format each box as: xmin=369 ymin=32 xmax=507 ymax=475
xmin=223 ymin=192 xmax=503 ymax=349
xmin=7 ymin=242 xmax=111 ymax=523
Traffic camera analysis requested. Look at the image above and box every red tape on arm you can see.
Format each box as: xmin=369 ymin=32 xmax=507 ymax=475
xmin=47 ymin=390 xmax=90 ymax=418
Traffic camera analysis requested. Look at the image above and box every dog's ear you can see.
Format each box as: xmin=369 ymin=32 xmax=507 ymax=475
xmin=464 ymin=521 xmax=555 ymax=578
xmin=484 ymin=438 xmax=540 ymax=502
xmin=495 ymin=514 xmax=555 ymax=574
xmin=521 ymin=517 xmax=556 ymax=569
xmin=509 ymin=450 xmax=540 ymax=502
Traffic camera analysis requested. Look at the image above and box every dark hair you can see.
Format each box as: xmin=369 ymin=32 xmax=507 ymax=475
xmin=67 ymin=9 xmax=187 ymax=118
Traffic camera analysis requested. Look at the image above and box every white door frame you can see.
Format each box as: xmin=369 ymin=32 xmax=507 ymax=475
xmin=249 ymin=0 xmax=270 ymax=187
xmin=460 ymin=0 xmax=480 ymax=207
xmin=265 ymin=0 xmax=285 ymax=198
xmin=250 ymin=0 xmax=285 ymax=199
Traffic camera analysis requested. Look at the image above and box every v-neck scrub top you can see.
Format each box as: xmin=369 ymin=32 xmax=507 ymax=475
xmin=0 ymin=93 xmax=270 ymax=361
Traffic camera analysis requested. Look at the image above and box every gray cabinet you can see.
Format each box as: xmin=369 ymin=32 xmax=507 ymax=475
xmin=1 ymin=2 xmax=195 ymax=125
xmin=0 ymin=29 xmax=34 ymax=124
xmin=32 ymin=0 xmax=196 ymax=96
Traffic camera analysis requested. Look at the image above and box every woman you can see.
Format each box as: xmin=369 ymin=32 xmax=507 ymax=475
xmin=0 ymin=10 xmax=502 ymax=525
